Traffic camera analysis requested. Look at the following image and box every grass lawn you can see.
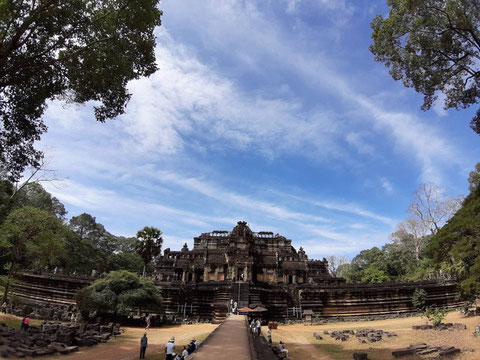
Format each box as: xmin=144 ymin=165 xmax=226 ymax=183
xmin=0 ymin=313 xmax=43 ymax=329
xmin=272 ymin=311 xmax=480 ymax=360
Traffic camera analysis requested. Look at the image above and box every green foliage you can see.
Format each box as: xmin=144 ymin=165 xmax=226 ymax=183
xmin=412 ymin=288 xmax=427 ymax=310
xmin=107 ymin=253 xmax=144 ymax=274
xmin=0 ymin=0 xmax=162 ymax=181
xmin=370 ymin=0 xmax=480 ymax=134
xmin=76 ymin=271 xmax=162 ymax=317
xmin=360 ymin=266 xmax=390 ymax=284
xmin=423 ymin=307 xmax=448 ymax=326
xmin=0 ymin=206 xmax=67 ymax=271
xmin=135 ymin=226 xmax=162 ymax=276
xmin=469 ymin=162 xmax=480 ymax=192
xmin=427 ymin=186 xmax=480 ymax=298
xmin=69 ymin=213 xmax=118 ymax=255
xmin=11 ymin=183 xmax=66 ymax=219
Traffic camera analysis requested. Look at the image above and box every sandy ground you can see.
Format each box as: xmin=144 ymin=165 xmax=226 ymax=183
xmin=0 ymin=314 xmax=217 ymax=360
xmin=271 ymin=312 xmax=480 ymax=360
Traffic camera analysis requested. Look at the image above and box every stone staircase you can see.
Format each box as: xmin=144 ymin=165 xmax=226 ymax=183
xmin=212 ymin=285 xmax=232 ymax=323
xmin=232 ymin=282 xmax=250 ymax=308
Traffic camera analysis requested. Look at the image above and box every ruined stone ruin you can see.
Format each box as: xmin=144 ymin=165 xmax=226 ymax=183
xmin=0 ymin=321 xmax=121 ymax=358
xmin=11 ymin=221 xmax=462 ymax=322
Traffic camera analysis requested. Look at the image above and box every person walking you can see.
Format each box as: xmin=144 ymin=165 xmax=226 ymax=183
xmin=165 ymin=336 xmax=176 ymax=360
xmin=1 ymin=302 xmax=7 ymax=314
xmin=139 ymin=333 xmax=148 ymax=359
xmin=250 ymin=319 xmax=256 ymax=335
xmin=145 ymin=315 xmax=151 ymax=330
xmin=23 ymin=316 xmax=30 ymax=332
xmin=256 ymin=318 xmax=261 ymax=336
xmin=267 ymin=327 xmax=272 ymax=344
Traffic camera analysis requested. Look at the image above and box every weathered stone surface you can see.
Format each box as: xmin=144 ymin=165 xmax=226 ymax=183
xmin=353 ymin=353 xmax=368 ymax=360
xmin=0 ymin=322 xmax=120 ymax=358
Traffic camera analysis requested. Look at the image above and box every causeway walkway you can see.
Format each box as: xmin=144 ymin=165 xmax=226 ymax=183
xmin=191 ymin=315 xmax=251 ymax=360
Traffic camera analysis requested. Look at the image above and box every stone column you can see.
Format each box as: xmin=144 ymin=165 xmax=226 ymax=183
xmin=203 ymin=266 xmax=209 ymax=282
xmin=181 ymin=271 xmax=186 ymax=283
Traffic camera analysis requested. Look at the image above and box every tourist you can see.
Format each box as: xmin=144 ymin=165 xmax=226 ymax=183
xmin=182 ymin=346 xmax=189 ymax=359
xmin=256 ymin=318 xmax=261 ymax=336
xmin=233 ymin=301 xmax=237 ymax=314
xmin=267 ymin=327 xmax=272 ymax=344
xmin=165 ymin=336 xmax=176 ymax=360
xmin=187 ymin=340 xmax=196 ymax=354
xmin=279 ymin=341 xmax=288 ymax=356
xmin=250 ymin=319 xmax=256 ymax=335
xmin=173 ymin=352 xmax=182 ymax=360
xmin=21 ymin=316 xmax=30 ymax=332
xmin=145 ymin=315 xmax=151 ymax=330
xmin=139 ymin=333 xmax=148 ymax=359
xmin=1 ymin=301 xmax=7 ymax=314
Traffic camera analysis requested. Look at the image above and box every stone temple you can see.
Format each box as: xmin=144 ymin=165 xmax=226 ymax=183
xmin=13 ymin=221 xmax=461 ymax=322
xmin=156 ymin=221 xmax=341 ymax=286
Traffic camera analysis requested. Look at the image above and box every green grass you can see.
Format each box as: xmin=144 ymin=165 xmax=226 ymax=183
xmin=0 ymin=313 xmax=43 ymax=329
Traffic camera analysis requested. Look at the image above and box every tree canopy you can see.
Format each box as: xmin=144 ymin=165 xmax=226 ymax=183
xmin=0 ymin=206 xmax=67 ymax=301
xmin=135 ymin=226 xmax=162 ymax=277
xmin=0 ymin=0 xmax=162 ymax=181
xmin=76 ymin=270 xmax=162 ymax=318
xmin=370 ymin=0 xmax=480 ymax=134
xmin=427 ymin=185 xmax=480 ymax=298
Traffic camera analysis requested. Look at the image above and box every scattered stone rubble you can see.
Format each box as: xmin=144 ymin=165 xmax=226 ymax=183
xmin=317 ymin=329 xmax=397 ymax=343
xmin=0 ymin=321 xmax=121 ymax=358
xmin=392 ymin=343 xmax=462 ymax=357
xmin=412 ymin=323 xmax=466 ymax=331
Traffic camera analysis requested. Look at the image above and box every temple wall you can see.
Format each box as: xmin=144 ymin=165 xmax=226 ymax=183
xmin=11 ymin=273 xmax=463 ymax=322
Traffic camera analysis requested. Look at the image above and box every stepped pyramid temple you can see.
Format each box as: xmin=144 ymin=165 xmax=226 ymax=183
xmin=13 ymin=221 xmax=461 ymax=322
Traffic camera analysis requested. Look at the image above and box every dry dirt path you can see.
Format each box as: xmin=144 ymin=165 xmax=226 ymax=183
xmin=39 ymin=323 xmax=218 ymax=360
xmin=192 ymin=315 xmax=251 ymax=360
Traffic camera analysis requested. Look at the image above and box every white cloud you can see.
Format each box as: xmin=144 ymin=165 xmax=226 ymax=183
xmin=381 ymin=177 xmax=394 ymax=194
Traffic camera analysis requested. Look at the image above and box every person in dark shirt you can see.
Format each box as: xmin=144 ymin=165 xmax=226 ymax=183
xmin=139 ymin=333 xmax=148 ymax=359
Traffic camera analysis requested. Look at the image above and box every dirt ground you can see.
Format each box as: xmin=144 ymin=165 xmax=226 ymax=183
xmin=271 ymin=312 xmax=480 ymax=360
xmin=0 ymin=314 xmax=217 ymax=360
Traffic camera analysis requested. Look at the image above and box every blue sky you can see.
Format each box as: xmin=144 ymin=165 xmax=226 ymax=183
xmin=39 ymin=0 xmax=479 ymax=259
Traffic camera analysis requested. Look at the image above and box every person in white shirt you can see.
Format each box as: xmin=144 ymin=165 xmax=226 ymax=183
xmin=165 ymin=337 xmax=176 ymax=360
xmin=182 ymin=346 xmax=189 ymax=359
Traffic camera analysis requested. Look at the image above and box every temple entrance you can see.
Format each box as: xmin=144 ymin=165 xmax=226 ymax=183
xmin=237 ymin=267 xmax=244 ymax=281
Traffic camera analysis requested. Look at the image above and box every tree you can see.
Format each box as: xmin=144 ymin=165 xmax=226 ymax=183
xmin=408 ymin=184 xmax=462 ymax=235
xmin=370 ymin=0 xmax=480 ymax=134
xmin=11 ymin=183 xmax=66 ymax=219
xmin=390 ymin=217 xmax=429 ymax=260
xmin=76 ymin=270 xmax=162 ymax=324
xmin=69 ymin=213 xmax=117 ymax=254
xmin=412 ymin=288 xmax=427 ymax=311
xmin=325 ymin=255 xmax=349 ymax=277
xmin=427 ymin=185 xmax=480 ymax=299
xmin=135 ymin=226 xmax=162 ymax=277
xmin=469 ymin=162 xmax=480 ymax=192
xmin=107 ymin=253 xmax=144 ymax=274
xmin=0 ymin=0 xmax=162 ymax=181
xmin=0 ymin=206 xmax=66 ymax=302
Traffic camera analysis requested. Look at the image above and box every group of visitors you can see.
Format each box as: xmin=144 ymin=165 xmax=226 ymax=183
xmin=140 ymin=334 xmax=198 ymax=360
xmin=250 ymin=318 xmax=262 ymax=336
